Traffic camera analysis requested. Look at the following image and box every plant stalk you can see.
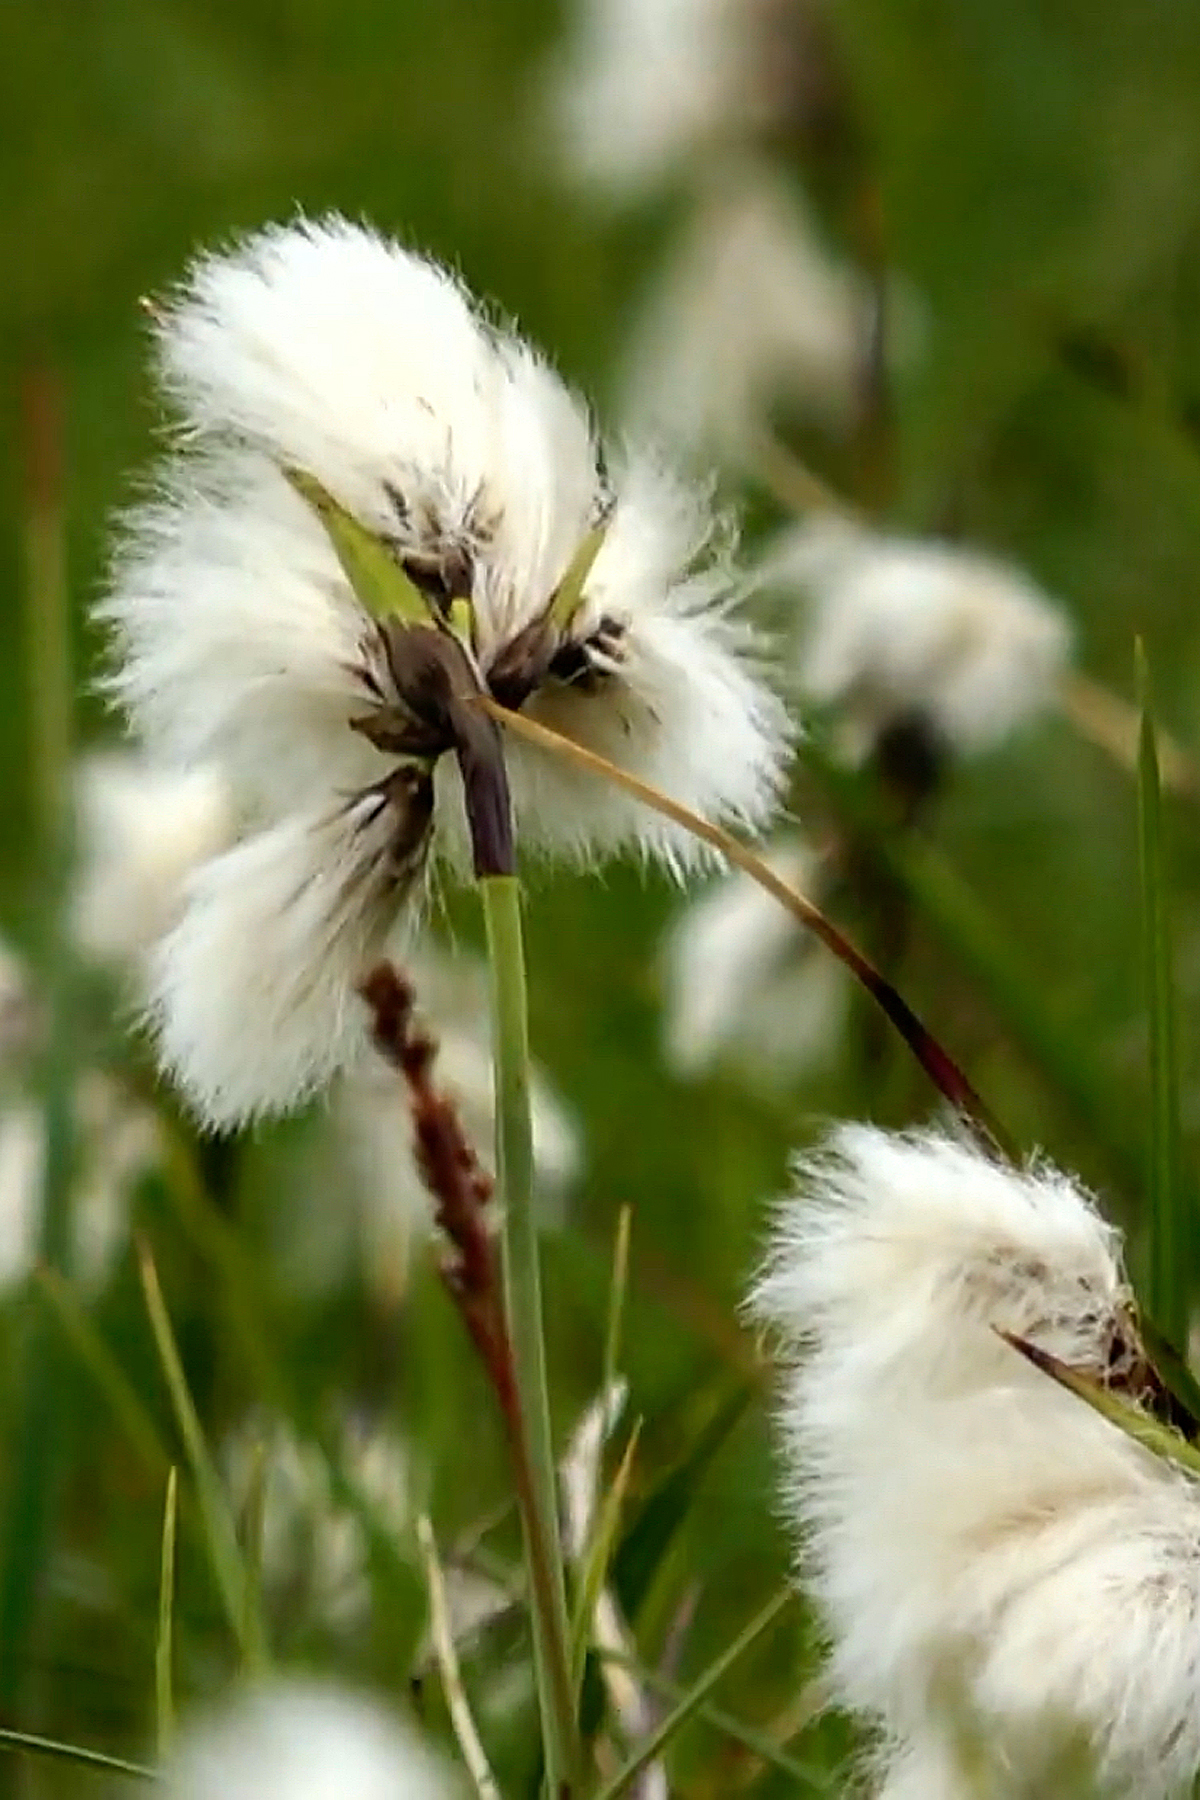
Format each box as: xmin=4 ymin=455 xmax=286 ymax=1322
xmin=481 ymin=874 xmax=579 ymax=1791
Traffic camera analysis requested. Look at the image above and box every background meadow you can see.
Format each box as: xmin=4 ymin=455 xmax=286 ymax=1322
xmin=5 ymin=0 xmax=1200 ymax=1791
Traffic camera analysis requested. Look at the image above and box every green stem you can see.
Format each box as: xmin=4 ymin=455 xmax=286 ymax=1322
xmin=481 ymin=874 xmax=578 ymax=1791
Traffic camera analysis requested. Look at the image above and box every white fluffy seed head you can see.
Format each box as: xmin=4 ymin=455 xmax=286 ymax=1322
xmin=161 ymin=1681 xmax=460 ymax=1800
xmin=621 ymin=165 xmax=868 ymax=463
xmin=750 ymin=1125 xmax=1200 ymax=1800
xmin=0 ymin=1073 xmax=159 ymax=1294
xmin=71 ymin=751 xmax=233 ymax=972
xmin=100 ymin=217 xmax=787 ymax=1124
xmin=662 ymin=835 xmax=847 ymax=1081
xmin=146 ymin=800 xmax=424 ymax=1127
xmin=545 ymin=0 xmax=801 ymax=199
xmin=764 ymin=516 xmax=1072 ymax=758
xmin=222 ymin=1415 xmax=411 ymax=1637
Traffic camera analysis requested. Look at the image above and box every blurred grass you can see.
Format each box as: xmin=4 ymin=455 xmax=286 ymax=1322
xmin=3 ymin=0 xmax=1200 ymax=1790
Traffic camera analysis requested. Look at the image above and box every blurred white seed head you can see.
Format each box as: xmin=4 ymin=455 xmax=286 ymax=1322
xmin=162 ymin=1681 xmax=461 ymax=1800
xmin=223 ymin=1413 xmax=507 ymax=1647
xmin=764 ymin=516 xmax=1072 ymax=760
xmin=336 ymin=947 xmax=580 ymax=1298
xmin=662 ymin=834 xmax=847 ymax=1083
xmin=545 ymin=0 xmax=809 ymax=200
xmin=0 ymin=1071 xmax=159 ymax=1294
xmin=750 ymin=1124 xmax=1200 ymax=1800
xmin=620 ymin=165 xmax=869 ymax=465
xmin=99 ymin=215 xmax=787 ymax=1126
xmin=71 ymin=750 xmax=233 ymax=973
xmin=224 ymin=1413 xmax=410 ymax=1637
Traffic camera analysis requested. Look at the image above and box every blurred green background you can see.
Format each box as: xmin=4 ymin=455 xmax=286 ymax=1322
xmin=5 ymin=0 xmax=1200 ymax=1791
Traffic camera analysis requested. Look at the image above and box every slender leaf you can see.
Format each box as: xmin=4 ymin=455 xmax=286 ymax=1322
xmin=595 ymin=1647 xmax=832 ymax=1789
xmin=593 ymin=1588 xmax=794 ymax=1800
xmin=36 ymin=1267 xmax=173 ymax=1481
xmin=613 ymin=1381 xmax=751 ymax=1622
xmin=570 ymin=1421 xmax=641 ymax=1698
xmin=156 ymin=1468 xmax=177 ymax=1756
xmin=1136 ymin=642 xmax=1188 ymax=1351
xmin=138 ymin=1240 xmax=266 ymax=1669
xmin=1002 ymin=1332 xmax=1200 ymax=1478
xmin=603 ymin=1205 xmax=632 ymax=1405
xmin=0 ymin=1727 xmax=152 ymax=1780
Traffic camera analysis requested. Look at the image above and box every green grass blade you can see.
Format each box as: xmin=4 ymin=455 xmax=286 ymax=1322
xmin=613 ymin=1380 xmax=751 ymax=1623
xmin=36 ymin=1267 xmax=173 ymax=1480
xmin=592 ymin=1587 xmax=794 ymax=1800
xmin=602 ymin=1206 xmax=632 ymax=1403
xmin=570 ymin=1420 xmax=641 ymax=1701
xmin=594 ymin=1648 xmax=832 ymax=1790
xmin=1136 ymin=642 xmax=1188 ymax=1351
xmin=137 ymin=1239 xmax=267 ymax=1670
xmin=157 ymin=1467 xmax=177 ymax=1756
xmin=157 ymin=1141 xmax=427 ymax=1651
xmin=0 ymin=1727 xmax=152 ymax=1781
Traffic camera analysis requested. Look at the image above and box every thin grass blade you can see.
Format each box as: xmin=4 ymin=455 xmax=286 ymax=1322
xmin=1136 ymin=642 xmax=1188 ymax=1353
xmin=137 ymin=1239 xmax=266 ymax=1669
xmin=595 ymin=1648 xmax=832 ymax=1790
xmin=157 ymin=1467 xmax=177 ymax=1756
xmin=36 ymin=1267 xmax=173 ymax=1480
xmin=570 ymin=1421 xmax=641 ymax=1699
xmin=603 ymin=1206 xmax=632 ymax=1404
xmin=613 ymin=1381 xmax=750 ymax=1623
xmin=593 ymin=1588 xmax=794 ymax=1800
xmin=0 ymin=1727 xmax=152 ymax=1781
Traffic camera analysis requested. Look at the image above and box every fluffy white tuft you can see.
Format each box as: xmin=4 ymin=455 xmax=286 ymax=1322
xmin=507 ymin=453 xmax=789 ymax=872
xmin=545 ymin=0 xmax=794 ymax=199
xmin=223 ymin=1415 xmax=410 ymax=1636
xmin=750 ymin=1124 xmax=1200 ymax=1800
xmin=162 ymin=1681 xmax=460 ymax=1800
xmin=621 ymin=165 xmax=868 ymax=460
xmin=104 ymin=448 xmax=399 ymax=815
xmin=72 ymin=750 xmax=233 ymax=971
xmin=99 ymin=216 xmax=786 ymax=1121
xmin=0 ymin=1074 xmax=159 ymax=1293
xmin=662 ymin=835 xmax=846 ymax=1080
xmin=764 ymin=516 xmax=1072 ymax=757
xmin=147 ymin=800 xmax=421 ymax=1127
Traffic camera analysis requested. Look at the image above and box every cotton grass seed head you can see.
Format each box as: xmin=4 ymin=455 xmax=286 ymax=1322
xmin=764 ymin=515 xmax=1072 ymax=762
xmin=99 ymin=216 xmax=787 ymax=1126
xmin=662 ymin=833 xmax=847 ymax=1083
xmin=71 ymin=750 xmax=232 ymax=974
xmin=162 ymin=1681 xmax=460 ymax=1800
xmin=545 ymin=0 xmax=813 ymax=200
xmin=620 ymin=163 xmax=869 ymax=464
xmin=751 ymin=1125 xmax=1200 ymax=1800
